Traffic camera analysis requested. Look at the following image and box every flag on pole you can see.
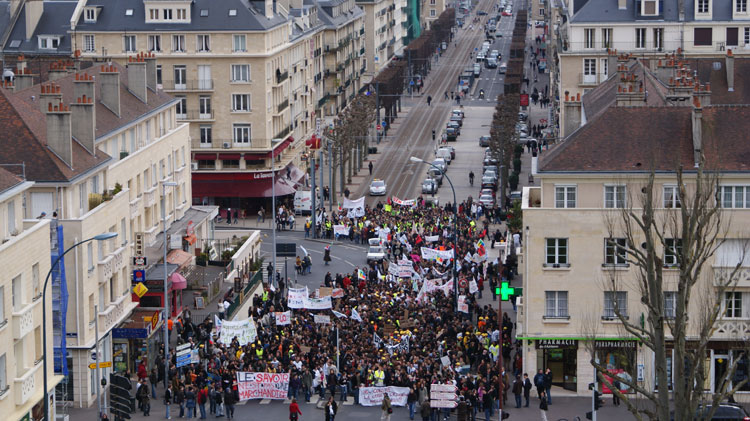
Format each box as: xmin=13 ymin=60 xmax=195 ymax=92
xmin=357 ymin=269 xmax=366 ymax=281
xmin=300 ymin=245 xmax=309 ymax=256
xmin=351 ymin=308 xmax=363 ymax=322
xmin=332 ymin=310 xmax=347 ymax=319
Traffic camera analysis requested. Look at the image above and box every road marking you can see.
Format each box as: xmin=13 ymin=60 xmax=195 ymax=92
xmin=540 ymin=409 xmax=549 ymax=421
xmin=236 ymin=400 xmax=248 ymax=406
xmin=260 ymin=399 xmax=271 ymax=404
xmin=343 ymin=397 xmax=355 ymax=406
xmin=283 ymin=398 xmax=292 ymax=404
xmin=309 ymin=396 xmax=320 ymax=405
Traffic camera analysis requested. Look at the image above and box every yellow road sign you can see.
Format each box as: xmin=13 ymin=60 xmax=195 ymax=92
xmin=88 ymin=361 xmax=112 ymax=369
xmin=133 ymin=282 xmax=148 ymax=298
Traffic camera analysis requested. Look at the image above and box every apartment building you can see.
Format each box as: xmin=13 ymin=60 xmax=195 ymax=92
xmin=316 ymin=0 xmax=367 ymax=116
xmin=530 ymin=0 xmax=546 ymax=23
xmin=518 ymin=53 xmax=750 ymax=396
xmin=554 ymin=0 xmax=750 ymax=137
xmin=0 ymin=57 xmax=193 ymax=407
xmin=422 ymin=0 xmax=444 ymax=30
xmin=358 ymin=0 xmax=408 ymax=79
xmin=0 ymin=169 xmax=58 ymax=420
xmin=69 ymin=0 xmax=325 ymax=209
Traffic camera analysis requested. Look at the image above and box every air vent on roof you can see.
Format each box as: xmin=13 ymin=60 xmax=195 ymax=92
xmin=125 ymin=9 xmax=134 ymax=16
xmin=229 ymin=9 xmax=237 ymax=16
xmin=200 ymin=9 xmax=208 ymax=16
xmin=9 ymin=40 xmax=20 ymax=48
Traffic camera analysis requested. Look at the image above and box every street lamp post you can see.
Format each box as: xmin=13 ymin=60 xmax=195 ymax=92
xmin=43 ymin=231 xmax=118 ymax=420
xmin=409 ymin=156 xmax=459 ymax=311
xmin=162 ymin=181 xmax=178 ymax=398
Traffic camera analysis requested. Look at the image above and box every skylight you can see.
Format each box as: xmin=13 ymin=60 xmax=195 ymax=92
xmin=126 ymin=9 xmax=134 ymax=16
xmin=229 ymin=9 xmax=237 ymax=16
xmin=200 ymin=9 xmax=208 ymax=16
xmin=8 ymin=40 xmax=20 ymax=48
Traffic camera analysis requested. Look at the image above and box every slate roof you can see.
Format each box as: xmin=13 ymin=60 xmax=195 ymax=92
xmin=1 ymin=1 xmax=76 ymax=54
xmin=539 ymin=105 xmax=750 ymax=173
xmin=571 ymin=0 xmax=731 ymax=23
xmin=313 ymin=0 xmax=364 ymax=29
xmin=0 ymin=167 xmax=24 ymax=194
xmin=75 ymin=0 xmax=287 ymax=32
xmin=679 ymin=57 xmax=750 ymax=104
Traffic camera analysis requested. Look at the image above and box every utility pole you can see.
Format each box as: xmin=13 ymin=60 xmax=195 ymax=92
xmin=328 ymin=141 xmax=333 ymax=212
xmin=375 ymin=83 xmax=381 ymax=144
xmin=319 ymin=147 xmax=324 ymax=208
xmin=95 ymin=304 xmax=103 ymax=419
xmin=310 ymin=151 xmax=317 ymax=239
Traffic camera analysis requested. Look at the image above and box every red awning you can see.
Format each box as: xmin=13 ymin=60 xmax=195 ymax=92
xmin=194 ymin=153 xmax=217 ymax=160
xmin=192 ymin=170 xmax=296 ymax=198
xmin=271 ymin=136 xmax=295 ymax=158
xmin=218 ymin=153 xmax=241 ymax=160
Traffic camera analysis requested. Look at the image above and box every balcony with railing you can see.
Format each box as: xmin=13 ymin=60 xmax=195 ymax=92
xmin=162 ymin=79 xmax=215 ymax=92
xmin=12 ymin=298 xmax=40 ymax=340
xmin=578 ymin=72 xmax=605 ymax=86
xmin=276 ymin=99 xmax=289 ymax=114
xmin=14 ymin=362 xmax=40 ymax=406
xmin=129 ymin=196 xmax=142 ymax=219
xmin=275 ymin=70 xmax=289 ymax=84
xmin=176 ymin=110 xmax=215 ymax=122
xmin=274 ymin=125 xmax=292 ymax=140
xmin=98 ymin=293 xmax=129 ymax=334
xmin=143 ymin=186 xmax=157 ymax=208
xmin=98 ymin=252 xmax=114 ymax=281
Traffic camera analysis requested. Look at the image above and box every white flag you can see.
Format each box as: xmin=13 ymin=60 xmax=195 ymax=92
xmin=351 ymin=308 xmax=363 ymax=322
xmin=469 ymin=280 xmax=479 ymax=294
xmin=214 ymin=314 xmax=222 ymax=332
xmin=332 ymin=310 xmax=347 ymax=319
xmin=270 ymin=283 xmax=276 ymax=292
xmin=300 ymin=245 xmax=309 ymax=256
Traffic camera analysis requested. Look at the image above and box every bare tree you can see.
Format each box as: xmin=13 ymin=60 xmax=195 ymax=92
xmin=593 ymin=161 xmax=748 ymax=421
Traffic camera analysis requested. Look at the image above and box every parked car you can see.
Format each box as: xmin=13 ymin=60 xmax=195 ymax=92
xmin=427 ymin=168 xmax=444 ymax=186
xmin=447 ymin=121 xmax=461 ymax=134
xmin=480 ymin=188 xmax=496 ymax=198
xmin=479 ymin=135 xmax=491 ymax=147
xmin=479 ymin=194 xmax=495 ymax=207
xmin=436 ymin=148 xmax=452 ymax=164
xmin=422 ymin=178 xmax=439 ymax=194
xmin=670 ymin=403 xmax=750 ymax=421
xmin=476 ymin=52 xmax=486 ymax=63
xmin=450 ymin=115 xmax=464 ymax=127
xmin=484 ymin=168 xmax=498 ymax=179
xmin=451 ymin=109 xmax=465 ymax=119
xmin=446 ymin=127 xmax=459 ymax=141
xmin=481 ymin=176 xmax=497 ymax=190
xmin=518 ymin=111 xmax=528 ymax=121
xmin=509 ymin=191 xmax=522 ymax=202
xmin=499 ymin=62 xmax=507 ymax=74
xmin=369 ymin=179 xmax=387 ymax=196
xmin=440 ymin=145 xmax=456 ymax=159
xmin=431 ymin=158 xmax=447 ymax=173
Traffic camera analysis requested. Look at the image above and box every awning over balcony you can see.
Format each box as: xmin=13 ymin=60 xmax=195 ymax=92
xmin=218 ymin=153 xmax=241 ymax=160
xmin=194 ymin=153 xmax=217 ymax=160
xmin=192 ymin=163 xmax=305 ymax=198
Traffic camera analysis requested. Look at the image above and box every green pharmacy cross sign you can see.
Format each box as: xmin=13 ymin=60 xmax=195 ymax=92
xmin=495 ymin=281 xmax=522 ymax=301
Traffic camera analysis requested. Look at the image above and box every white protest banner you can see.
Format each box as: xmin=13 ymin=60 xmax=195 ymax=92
xmin=275 ymin=311 xmax=291 ymax=326
xmin=469 ymin=280 xmax=479 ymax=294
xmin=314 ymin=314 xmax=331 ymax=324
xmin=392 ymin=196 xmax=416 ymax=206
xmin=439 ymin=279 xmax=454 ymax=296
xmin=343 ymin=196 xmax=365 ymax=218
xmin=304 ymin=295 xmax=332 ymax=310
xmin=333 ymin=225 xmax=349 ymax=236
xmin=421 ymin=247 xmax=454 ymax=261
xmin=190 ymin=349 xmax=200 ymax=364
xmin=425 ymin=235 xmax=440 ymax=243
xmin=236 ymin=372 xmax=290 ymax=400
xmin=287 ymin=287 xmax=308 ymax=309
xmin=219 ymin=318 xmax=257 ymax=346
xmin=358 ymin=386 xmax=410 ymax=406
xmin=331 ymin=288 xmax=345 ymax=299
xmin=440 ymin=356 xmax=451 ymax=367
xmin=377 ymin=227 xmax=390 ymax=240
xmin=458 ymin=295 xmax=469 ymax=313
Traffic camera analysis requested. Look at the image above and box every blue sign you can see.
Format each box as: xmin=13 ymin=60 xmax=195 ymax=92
xmin=410 ymin=80 xmax=415 ymax=85
xmin=132 ymin=269 xmax=145 ymax=283
xmin=113 ymin=327 xmax=150 ymax=339
xmin=382 ymin=121 xmax=387 ymax=127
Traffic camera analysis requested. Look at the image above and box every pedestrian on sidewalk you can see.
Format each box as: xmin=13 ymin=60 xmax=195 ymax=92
xmin=512 ymin=375 xmax=523 ymax=408
xmin=523 ymin=374 xmax=533 ymax=407
xmin=226 ymin=208 xmax=232 ymax=224
xmin=257 ymin=207 xmax=265 ymax=223
xmin=369 ymin=161 xmax=373 ymax=175
xmin=289 ymin=398 xmax=302 ymax=420
xmin=233 ymin=209 xmax=239 ymax=225
xmin=164 ymin=384 xmax=173 ymax=419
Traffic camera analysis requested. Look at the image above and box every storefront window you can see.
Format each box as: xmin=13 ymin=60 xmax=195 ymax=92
xmin=536 ymin=340 xmax=578 ymax=392
xmin=654 ymin=351 xmax=673 ymax=390
xmin=595 ymin=340 xmax=637 ymax=394
xmin=732 ymin=351 xmax=750 ymax=391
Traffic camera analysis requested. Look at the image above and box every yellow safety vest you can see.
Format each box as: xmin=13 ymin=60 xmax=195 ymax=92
xmin=256 ymin=348 xmax=264 ymax=358
xmin=262 ymin=291 xmax=269 ymax=302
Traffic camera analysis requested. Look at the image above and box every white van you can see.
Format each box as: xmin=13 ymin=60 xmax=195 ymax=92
xmin=293 ymin=190 xmax=312 ymax=215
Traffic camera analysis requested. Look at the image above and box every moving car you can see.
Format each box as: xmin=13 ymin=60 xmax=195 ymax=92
xmin=367 ymin=238 xmax=386 ymax=263
xmin=477 ymin=10 xmax=487 ymax=15
xmin=486 ymin=58 xmax=498 ymax=69
xmin=476 ymin=52 xmax=486 ymax=63
xmin=502 ymin=9 xmax=512 ymax=16
xmin=473 ymin=63 xmax=481 ymax=76
xmin=499 ymin=62 xmax=507 ymax=74
xmin=369 ymin=179 xmax=387 ymax=196
xmin=422 ymin=178 xmax=439 ymax=194
xmin=479 ymin=135 xmax=491 ymax=147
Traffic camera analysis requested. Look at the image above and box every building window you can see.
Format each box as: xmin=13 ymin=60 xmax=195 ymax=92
xmin=545 ymin=238 xmax=568 ymax=266
xmin=635 ymin=28 xmax=646 ymax=49
xmin=233 ymin=35 xmax=246 ymax=52
xmin=654 ymin=28 xmax=664 ymax=50
xmin=601 ymin=58 xmax=609 ymax=77
xmin=601 ymin=28 xmax=612 ymax=48
xmin=605 ymin=185 xmax=626 ymax=208
xmin=148 ymin=35 xmax=161 ymax=52
xmin=11 ymin=275 xmax=22 ymax=312
xmin=584 ymin=28 xmax=595 ymax=49
xmin=720 ymin=185 xmax=750 ymax=208
xmin=664 ymin=238 xmax=682 ymax=267
xmin=725 ymin=292 xmax=742 ymax=318
xmin=175 ymin=97 xmax=186 ymax=119
xmin=663 ymin=185 xmax=681 ymax=208
xmin=430 ymin=9 xmax=436 ymax=16
xmin=745 ymin=27 xmax=750 ymax=45
xmin=0 ymin=286 xmax=4 ymax=321
xmin=172 ymin=35 xmax=185 ymax=52
xmin=222 ymin=160 xmax=240 ymax=169
xmin=177 ymin=9 xmax=187 ymax=19
xmin=583 ymin=58 xmax=596 ymax=83
xmin=697 ymin=0 xmax=709 ymax=13
xmin=84 ymin=8 xmax=97 ymax=22
xmin=233 ymin=124 xmax=251 ymax=145
xmin=149 ymin=8 xmax=159 ymax=20
xmin=39 ymin=36 xmax=60 ymax=50
xmin=231 ymin=64 xmax=250 ymax=82
xmin=545 ymin=291 xmax=569 ymax=318
xmin=0 ymin=354 xmax=5 ymax=391
xmin=604 ymin=238 xmax=628 ymax=266
xmin=555 ymin=185 xmax=576 ymax=208
xmin=6 ymin=201 xmax=15 ymax=235
xmin=728 ymin=27 xmax=740 ymax=46
xmin=163 ymin=8 xmax=173 ymax=20
xmin=87 ymin=242 xmax=94 ymax=271
xmin=197 ymin=160 xmax=214 ymax=170
xmin=604 ymin=291 xmax=628 ymax=318
xmin=664 ymin=291 xmax=676 ymax=319
xmin=173 ymin=65 xmax=187 ymax=89
xmin=199 ymin=126 xmax=212 ymax=147
xmin=430 ymin=0 xmax=436 ymax=4
xmin=739 ymin=0 xmax=748 ymax=12
xmin=156 ymin=65 xmax=162 ymax=84
xmin=123 ymin=35 xmax=136 ymax=52
xmin=642 ymin=0 xmax=658 ymax=14
xmin=197 ymin=34 xmax=211 ymax=52
xmin=32 ymin=263 xmax=40 ymax=298
xmin=199 ymin=96 xmax=211 ymax=118
xmin=232 ymin=94 xmax=250 ymax=112
xmin=694 ymin=28 xmax=712 ymax=46
xmin=84 ymin=34 xmax=95 ymax=52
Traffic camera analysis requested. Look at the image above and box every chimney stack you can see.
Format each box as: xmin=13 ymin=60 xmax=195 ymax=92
xmin=127 ymin=54 xmax=147 ymax=103
xmin=265 ymin=0 xmax=274 ymax=19
xmin=144 ymin=52 xmax=157 ymax=92
xmin=691 ymin=97 xmax=703 ymax=167
xmin=14 ymin=55 xmax=34 ymax=90
xmin=692 ymin=81 xmax=711 ymax=107
xmin=24 ymin=0 xmax=43 ymax=40
xmin=73 ymin=72 xmax=95 ymax=104
xmin=562 ymin=91 xmax=582 ymax=138
xmin=100 ymin=64 xmax=121 ymax=116
xmin=71 ymin=94 xmax=96 ymax=155
xmin=39 ymin=83 xmax=62 ymax=113
xmin=48 ymin=61 xmax=69 ymax=81
xmin=45 ymin=101 xmax=73 ymax=167
xmin=726 ymin=49 xmax=735 ymax=92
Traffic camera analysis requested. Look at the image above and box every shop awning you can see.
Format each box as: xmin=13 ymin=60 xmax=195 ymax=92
xmin=170 ymin=272 xmax=188 ymax=290
xmin=194 ymin=153 xmax=217 ymax=160
xmin=218 ymin=153 xmax=241 ymax=160
xmin=191 ymin=163 xmax=305 ymax=198
xmin=271 ymin=136 xmax=294 ymax=158
xmin=241 ymin=136 xmax=295 ymax=160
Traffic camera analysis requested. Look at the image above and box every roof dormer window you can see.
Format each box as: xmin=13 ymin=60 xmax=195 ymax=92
xmin=84 ymin=7 xmax=98 ymax=22
xmin=697 ymin=0 xmax=709 ymax=14
xmin=38 ymin=36 xmax=60 ymax=50
xmin=641 ymin=0 xmax=659 ymax=15
xmin=163 ymin=9 xmax=173 ymax=20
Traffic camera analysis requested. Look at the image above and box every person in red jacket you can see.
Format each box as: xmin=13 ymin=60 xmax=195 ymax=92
xmin=289 ymin=398 xmax=302 ymax=420
xmin=197 ymin=385 xmax=209 ymax=419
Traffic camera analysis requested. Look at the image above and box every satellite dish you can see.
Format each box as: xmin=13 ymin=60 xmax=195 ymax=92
xmin=2 ymin=69 xmax=14 ymax=80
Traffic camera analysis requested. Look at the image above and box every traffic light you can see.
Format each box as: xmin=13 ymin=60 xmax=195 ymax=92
xmin=594 ymin=390 xmax=603 ymax=410
xmin=110 ymin=373 xmax=135 ymax=420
